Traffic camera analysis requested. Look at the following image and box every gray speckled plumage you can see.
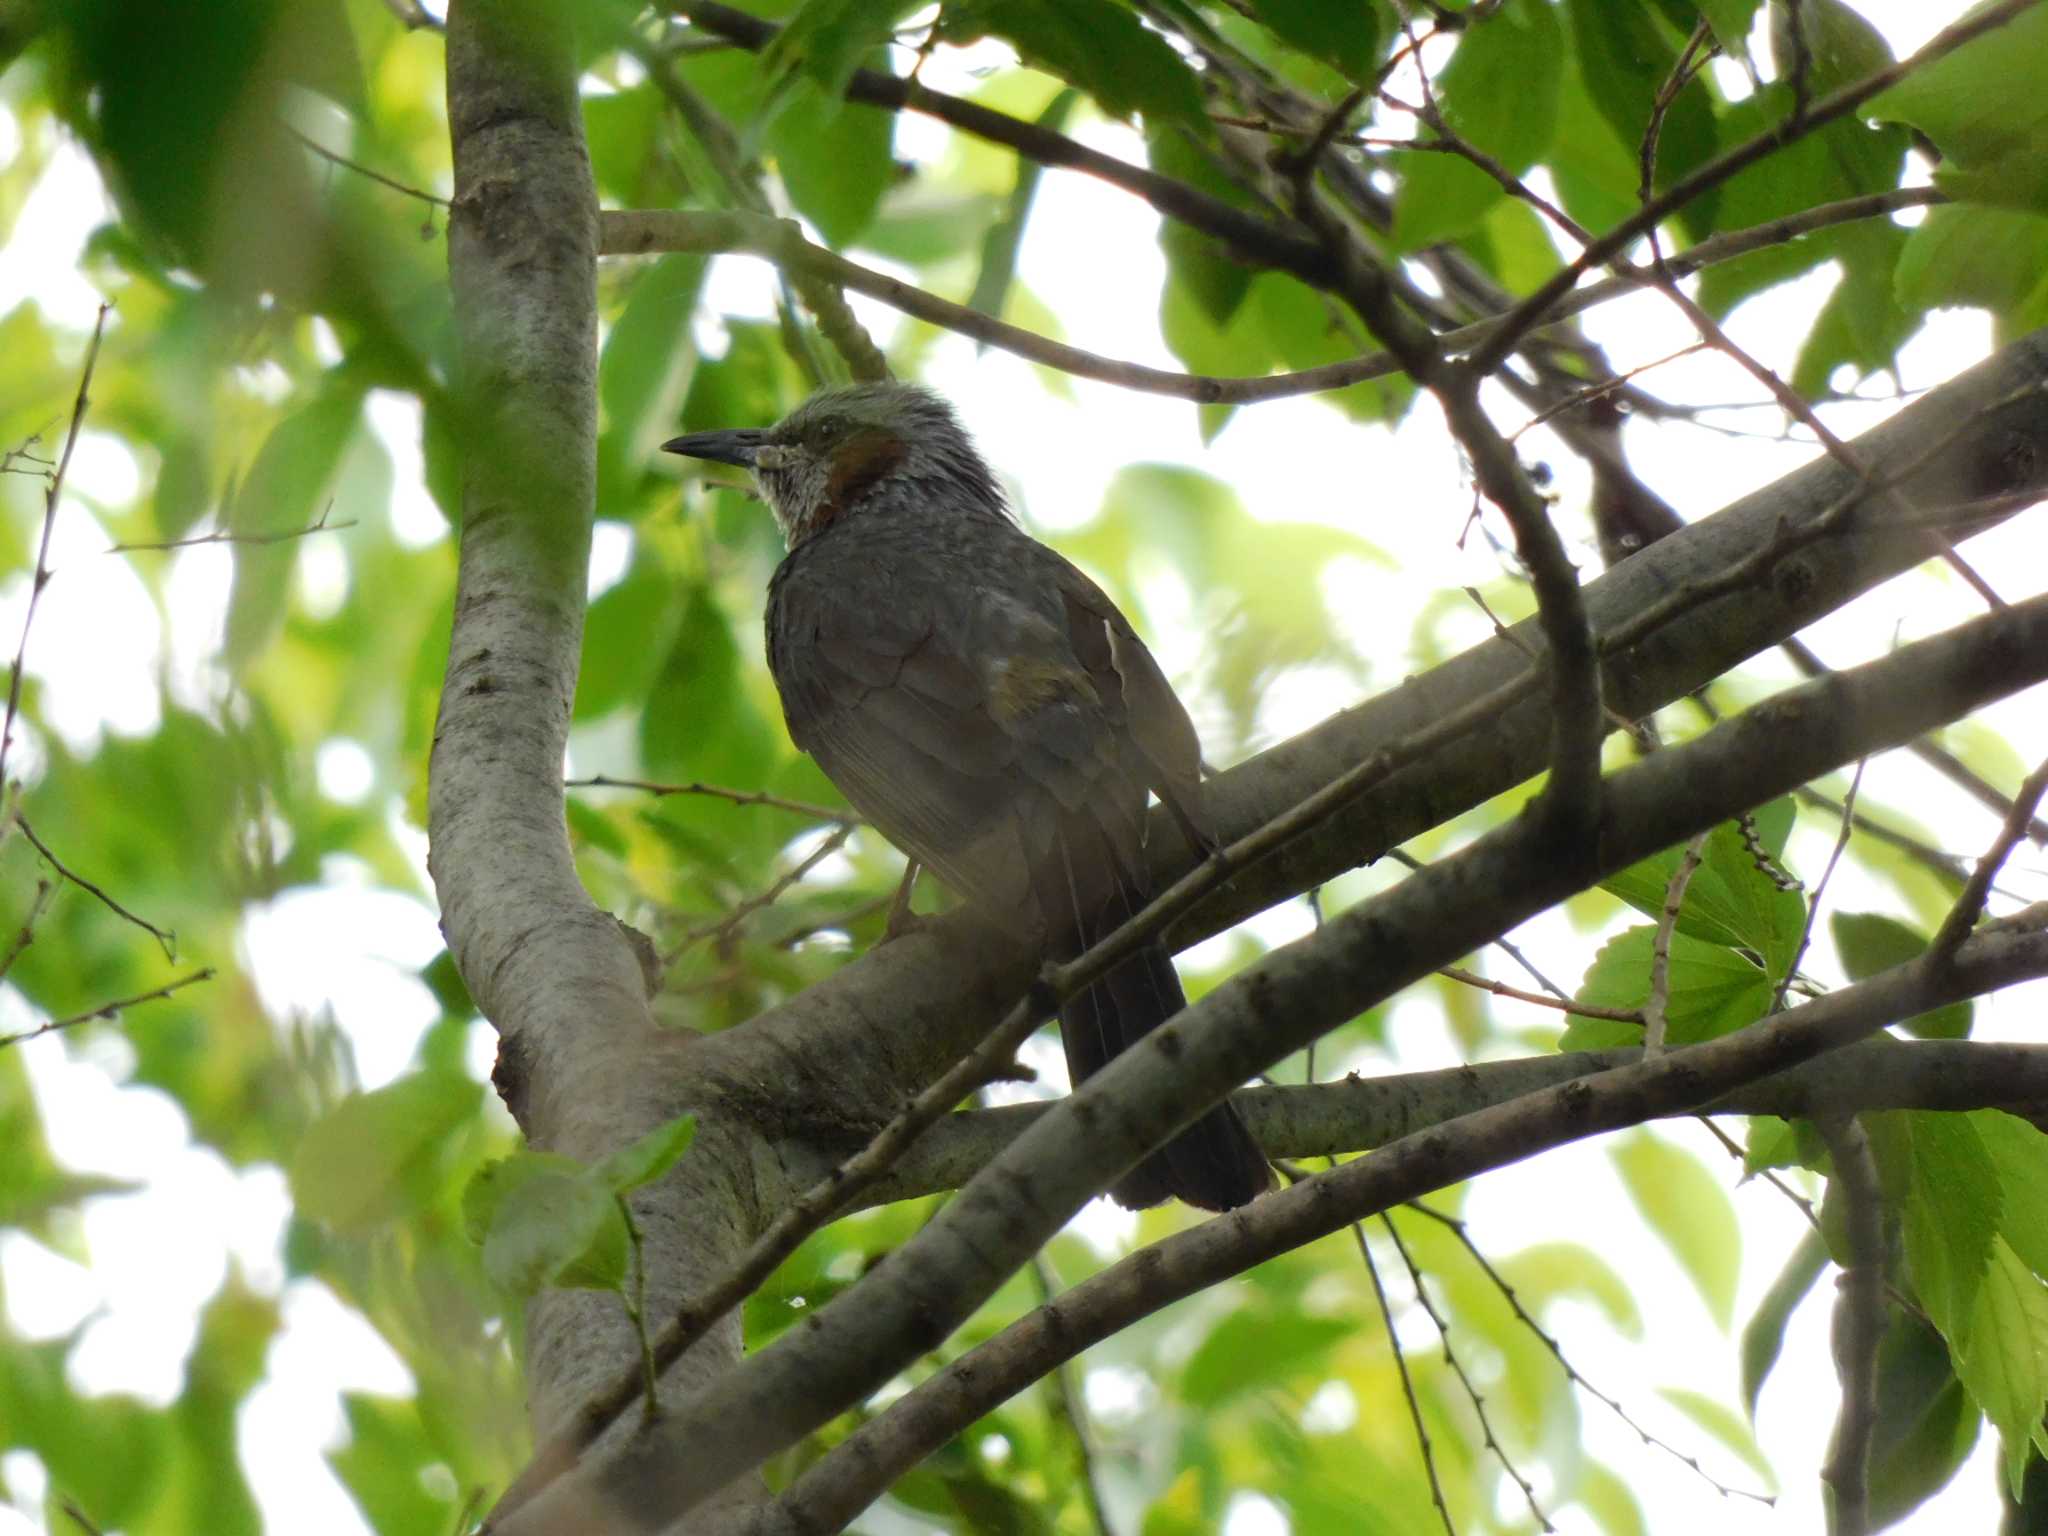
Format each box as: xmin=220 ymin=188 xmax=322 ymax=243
xmin=665 ymin=383 xmax=1269 ymax=1211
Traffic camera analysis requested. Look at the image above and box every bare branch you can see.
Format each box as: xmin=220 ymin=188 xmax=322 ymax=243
xmin=288 ymin=123 xmax=449 ymax=210
xmin=1816 ymin=1112 xmax=1884 ymax=1536
xmin=1773 ymin=758 xmax=1867 ymax=1015
xmin=1438 ymin=964 xmax=1642 ymax=1023
xmin=1645 ymin=832 xmax=1707 ymax=1055
xmin=0 ymin=968 xmax=215 ymax=1049
xmin=766 ymin=915 xmax=2047 ymax=1532
xmin=2 ymin=302 xmax=110 ymax=789
xmin=15 ymin=814 xmax=177 ymax=960
xmin=1932 ymin=757 xmax=2048 ymax=957
xmin=567 ymin=774 xmax=854 ymax=825
xmin=109 ymin=500 xmax=355 ymax=553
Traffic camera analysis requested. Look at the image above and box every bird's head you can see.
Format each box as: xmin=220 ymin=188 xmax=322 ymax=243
xmin=662 ymin=381 xmax=1005 ymax=545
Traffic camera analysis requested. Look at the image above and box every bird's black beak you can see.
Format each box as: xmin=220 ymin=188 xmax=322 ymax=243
xmin=661 ymin=427 xmax=770 ymax=467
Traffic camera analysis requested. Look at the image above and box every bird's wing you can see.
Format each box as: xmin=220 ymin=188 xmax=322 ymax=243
xmin=767 ymin=543 xmax=1137 ymax=913
xmin=1047 ymin=556 xmax=1213 ymax=848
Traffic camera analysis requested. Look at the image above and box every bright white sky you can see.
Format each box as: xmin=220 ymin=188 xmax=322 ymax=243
xmin=4 ymin=3 xmax=2047 ymax=1533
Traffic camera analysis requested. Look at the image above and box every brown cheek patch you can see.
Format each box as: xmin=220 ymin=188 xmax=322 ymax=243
xmin=821 ymin=429 xmax=909 ymax=522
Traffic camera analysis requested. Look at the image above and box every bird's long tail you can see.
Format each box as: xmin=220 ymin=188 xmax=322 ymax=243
xmin=1059 ymin=938 xmax=1272 ymax=1211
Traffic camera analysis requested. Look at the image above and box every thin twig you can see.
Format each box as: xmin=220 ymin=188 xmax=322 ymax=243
xmin=666 ymin=824 xmax=857 ymax=959
xmin=1349 ymin=1203 xmax=1457 ymax=1536
xmin=1380 ymin=1212 xmax=1553 ymax=1531
xmin=16 ymin=814 xmax=177 ymax=960
xmin=1471 ymin=0 xmax=2047 ymax=376
xmin=567 ymin=774 xmax=855 ymax=824
xmin=1026 ymin=1253 xmax=1114 ymax=1536
xmin=1438 ymin=965 xmax=1643 ymax=1024
xmin=2 ymin=304 xmax=110 ymax=789
xmin=1639 ymin=20 xmax=1717 ymax=221
xmin=287 ymin=123 xmax=450 ymax=209
xmin=109 ymin=501 xmax=355 ymax=553
xmin=0 ymin=968 xmax=215 ymax=1049
xmin=1645 ymin=833 xmax=1708 ymax=1054
xmin=1932 ymin=758 xmax=2048 ymax=957
xmin=775 ymin=890 xmax=894 ymax=950
xmin=1781 ymin=636 xmax=2048 ymax=844
xmin=1407 ymin=1200 xmax=1775 ymax=1505
xmin=0 ymin=876 xmax=55 ymax=982
xmin=1772 ymin=758 xmax=1867 ymax=1015
xmin=597 ymin=187 xmax=1943 ymax=406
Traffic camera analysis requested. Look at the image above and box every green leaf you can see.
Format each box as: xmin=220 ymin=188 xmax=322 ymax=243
xmin=941 ymin=0 xmax=1207 ymax=126
xmin=593 ymin=1112 xmax=699 ymax=1194
xmin=1695 ymin=0 xmax=1762 ymax=55
xmin=597 ymin=253 xmax=705 ymax=512
xmin=1178 ymin=1308 xmax=1354 ymax=1408
xmin=1744 ymin=1114 xmax=1825 ymax=1175
xmin=1246 ymin=0 xmax=1384 ymax=83
xmin=770 ymin=85 xmax=896 ymax=246
xmin=1867 ymin=4 xmax=2048 ymax=169
xmin=1896 ymin=205 xmax=2048 ymax=316
xmin=639 ymin=583 xmax=777 ymax=782
xmin=1792 ymin=220 xmax=1916 ymax=395
xmin=328 ymin=1394 xmax=463 ymax=1536
xmin=1563 ymin=925 xmax=1773 ymax=1050
xmin=1954 ymin=1236 xmax=2048 ymax=1497
xmin=1830 ymin=911 xmax=1972 ymax=1039
xmin=290 ymin=1070 xmax=483 ymax=1233
xmin=1867 ymin=1312 xmax=1982 ymax=1527
xmin=1614 ymin=1131 xmax=1743 ymax=1329
xmin=1574 ymin=1463 xmax=1650 ymax=1536
xmin=1741 ymin=1228 xmax=1829 ymax=1414
xmin=1550 ymin=51 xmax=1645 ymax=233
xmin=1148 ymin=121 xmax=1256 ymax=328
xmin=1970 ymin=1110 xmax=2048 ymax=1283
xmin=1564 ymin=0 xmax=1721 ymax=230
xmin=1392 ymin=0 xmax=1563 ymax=250
xmin=1903 ymin=1110 xmax=2001 ymax=1338
xmin=764 ymin=0 xmax=921 ymax=99
xmin=1767 ymin=0 xmax=1893 ymax=94
xmin=1601 ymin=804 xmax=1805 ymax=972
xmin=971 ymin=91 xmax=1079 ymax=329
xmin=467 ymin=1155 xmax=631 ymax=1296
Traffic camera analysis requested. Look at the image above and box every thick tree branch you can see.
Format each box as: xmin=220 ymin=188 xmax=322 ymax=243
xmin=768 ymin=1037 xmax=2048 ymax=1207
xmin=499 ymin=591 xmax=2048 ymax=1534
xmin=675 ymin=329 xmax=2048 ymax=1160
xmin=600 ymin=191 xmax=1942 ymax=404
xmin=772 ymin=920 xmax=2048 ymax=1533
xmin=430 ymin=3 xmax=756 ymax=1517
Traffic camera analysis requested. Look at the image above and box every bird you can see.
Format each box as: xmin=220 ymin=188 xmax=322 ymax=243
xmin=663 ymin=381 xmax=1271 ymax=1212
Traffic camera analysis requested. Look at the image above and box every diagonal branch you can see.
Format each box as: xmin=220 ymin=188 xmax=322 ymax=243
xmin=766 ymin=916 xmax=2048 ymax=1532
xmin=788 ymin=1036 xmax=2048 ymax=1207
xmin=495 ymin=592 xmax=2048 ymax=1535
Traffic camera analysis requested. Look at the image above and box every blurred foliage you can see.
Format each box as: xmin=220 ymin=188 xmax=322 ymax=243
xmin=0 ymin=0 xmax=2045 ymax=1532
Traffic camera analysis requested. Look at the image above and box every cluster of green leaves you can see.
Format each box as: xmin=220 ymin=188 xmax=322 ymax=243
xmin=1555 ymin=791 xmax=2048 ymax=1511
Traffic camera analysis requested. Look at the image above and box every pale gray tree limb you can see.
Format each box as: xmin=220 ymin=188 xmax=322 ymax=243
xmin=496 ymin=586 xmax=2048 ymax=1535
xmin=770 ymin=923 xmax=2048 ymax=1533
xmin=430 ymin=3 xmax=758 ymax=1521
